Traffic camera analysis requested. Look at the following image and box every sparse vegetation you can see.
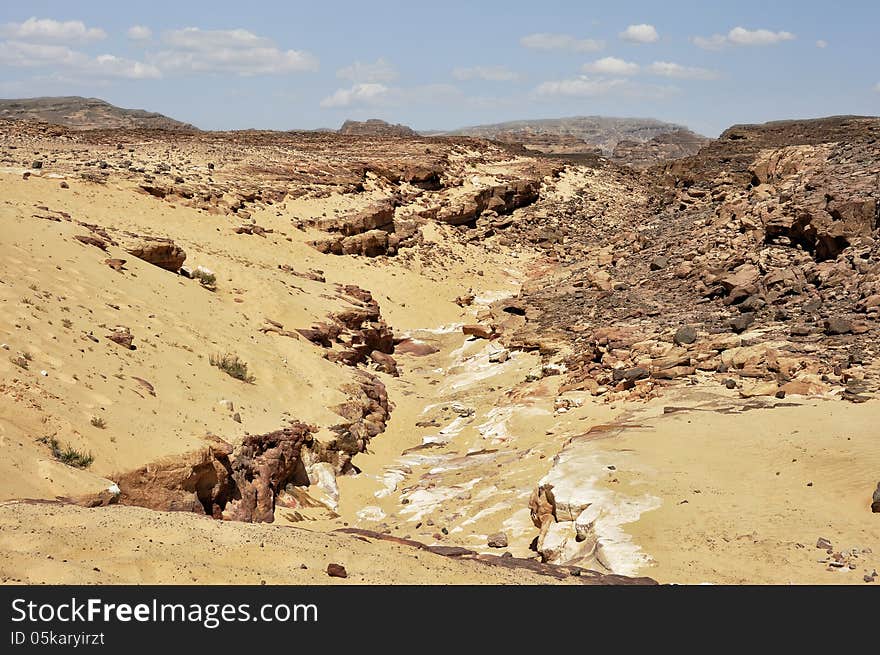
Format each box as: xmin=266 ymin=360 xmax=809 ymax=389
xmin=37 ymin=436 xmax=94 ymax=469
xmin=62 ymin=318 xmax=73 ymax=328
xmin=210 ymin=352 xmax=255 ymax=383
xmin=193 ymin=269 xmax=217 ymax=290
xmin=10 ymin=355 xmax=29 ymax=369
xmin=90 ymin=416 xmax=106 ymax=429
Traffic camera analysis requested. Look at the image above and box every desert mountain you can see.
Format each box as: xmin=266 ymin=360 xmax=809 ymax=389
xmin=0 ymin=96 xmax=197 ymax=131
xmin=438 ymin=115 xmax=707 ymax=156
xmin=338 ymin=119 xmax=419 ymax=137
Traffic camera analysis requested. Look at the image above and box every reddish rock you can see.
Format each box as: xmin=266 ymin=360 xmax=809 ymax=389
xmin=326 ymin=563 xmax=348 ymax=578
xmin=106 ymin=327 xmax=134 ymax=349
xmin=75 ymin=234 xmax=109 ymax=250
xmin=105 ymin=258 xmax=126 ymax=271
xmin=369 ymin=350 xmax=399 ymax=376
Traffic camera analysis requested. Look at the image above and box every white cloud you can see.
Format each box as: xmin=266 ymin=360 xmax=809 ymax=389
xmin=452 ymin=65 xmax=520 ymax=81
xmin=336 ymin=57 xmax=398 ymax=83
xmin=520 ymin=33 xmax=604 ymax=53
xmin=154 ymin=27 xmax=318 ymax=75
xmin=728 ymin=27 xmax=795 ymax=45
xmin=648 ymin=61 xmax=718 ymax=80
xmin=320 ymin=82 xmax=463 ymax=109
xmin=693 ymin=27 xmax=796 ymax=50
xmin=620 ymin=24 xmax=659 ymax=44
xmin=320 ymin=83 xmax=390 ymax=108
xmin=535 ymin=75 xmax=629 ymax=97
xmin=0 ymin=17 xmax=106 ymax=43
xmin=582 ymin=56 xmax=639 ymax=75
xmin=127 ymin=25 xmax=152 ymax=41
xmin=534 ymin=75 xmax=675 ymax=100
xmin=816 ymin=40 xmax=828 ymax=49
xmin=0 ymin=40 xmax=160 ymax=79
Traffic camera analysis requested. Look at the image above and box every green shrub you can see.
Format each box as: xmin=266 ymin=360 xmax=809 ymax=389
xmin=38 ymin=436 xmax=94 ymax=469
xmin=210 ymin=352 xmax=255 ymax=383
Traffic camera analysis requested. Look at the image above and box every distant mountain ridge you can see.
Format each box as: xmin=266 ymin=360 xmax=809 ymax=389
xmin=0 ymin=96 xmax=196 ymax=131
xmin=436 ymin=116 xmax=706 ymax=155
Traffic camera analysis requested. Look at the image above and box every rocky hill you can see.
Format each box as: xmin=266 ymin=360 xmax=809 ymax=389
xmin=439 ymin=115 xmax=706 ymax=158
xmin=338 ymin=119 xmax=419 ymax=137
xmin=0 ymin=96 xmax=197 ymax=131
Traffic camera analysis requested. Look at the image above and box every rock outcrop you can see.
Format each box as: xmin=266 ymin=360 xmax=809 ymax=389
xmin=108 ymin=424 xmax=316 ymax=523
xmin=123 ymin=236 xmax=187 ymax=272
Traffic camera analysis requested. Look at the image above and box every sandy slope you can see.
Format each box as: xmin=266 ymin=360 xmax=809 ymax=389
xmin=0 ymin=173 xmax=508 ymax=501
xmin=615 ymin=397 xmax=880 ymax=584
xmin=0 ymin=503 xmax=578 ymax=585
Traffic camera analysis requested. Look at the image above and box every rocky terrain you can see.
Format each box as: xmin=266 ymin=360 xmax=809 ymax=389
xmin=0 ymin=109 xmax=877 ymax=585
xmin=0 ymin=96 xmax=197 ymax=131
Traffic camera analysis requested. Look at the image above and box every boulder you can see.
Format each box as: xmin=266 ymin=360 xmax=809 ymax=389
xmin=124 ymin=236 xmax=186 ymax=271
xmin=326 ymin=563 xmax=348 ymax=578
xmin=673 ymin=325 xmax=698 ymax=345
xmin=487 ymin=532 xmax=509 ymax=548
xmin=824 ymin=318 xmax=853 ymax=335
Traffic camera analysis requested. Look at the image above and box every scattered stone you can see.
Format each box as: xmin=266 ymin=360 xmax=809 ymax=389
xmin=326 ymin=563 xmax=348 ymax=578
xmin=729 ymin=313 xmax=755 ymax=334
xmin=673 ymin=325 xmax=698 ymax=345
xmin=487 ymin=532 xmax=509 ymax=548
xmin=462 ymin=324 xmax=494 ymax=339
xmin=649 ymin=256 xmax=669 ymax=271
xmin=824 ymin=318 xmax=853 ymax=335
xmin=612 ymin=367 xmax=650 ymax=383
xmin=106 ymin=327 xmax=134 ymax=350
xmin=816 ymin=537 xmax=832 ymax=550
xmin=489 ymin=349 xmax=510 ymax=363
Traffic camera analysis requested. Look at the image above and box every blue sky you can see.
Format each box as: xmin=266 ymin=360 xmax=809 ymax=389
xmin=1 ymin=1 xmax=878 ymax=135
